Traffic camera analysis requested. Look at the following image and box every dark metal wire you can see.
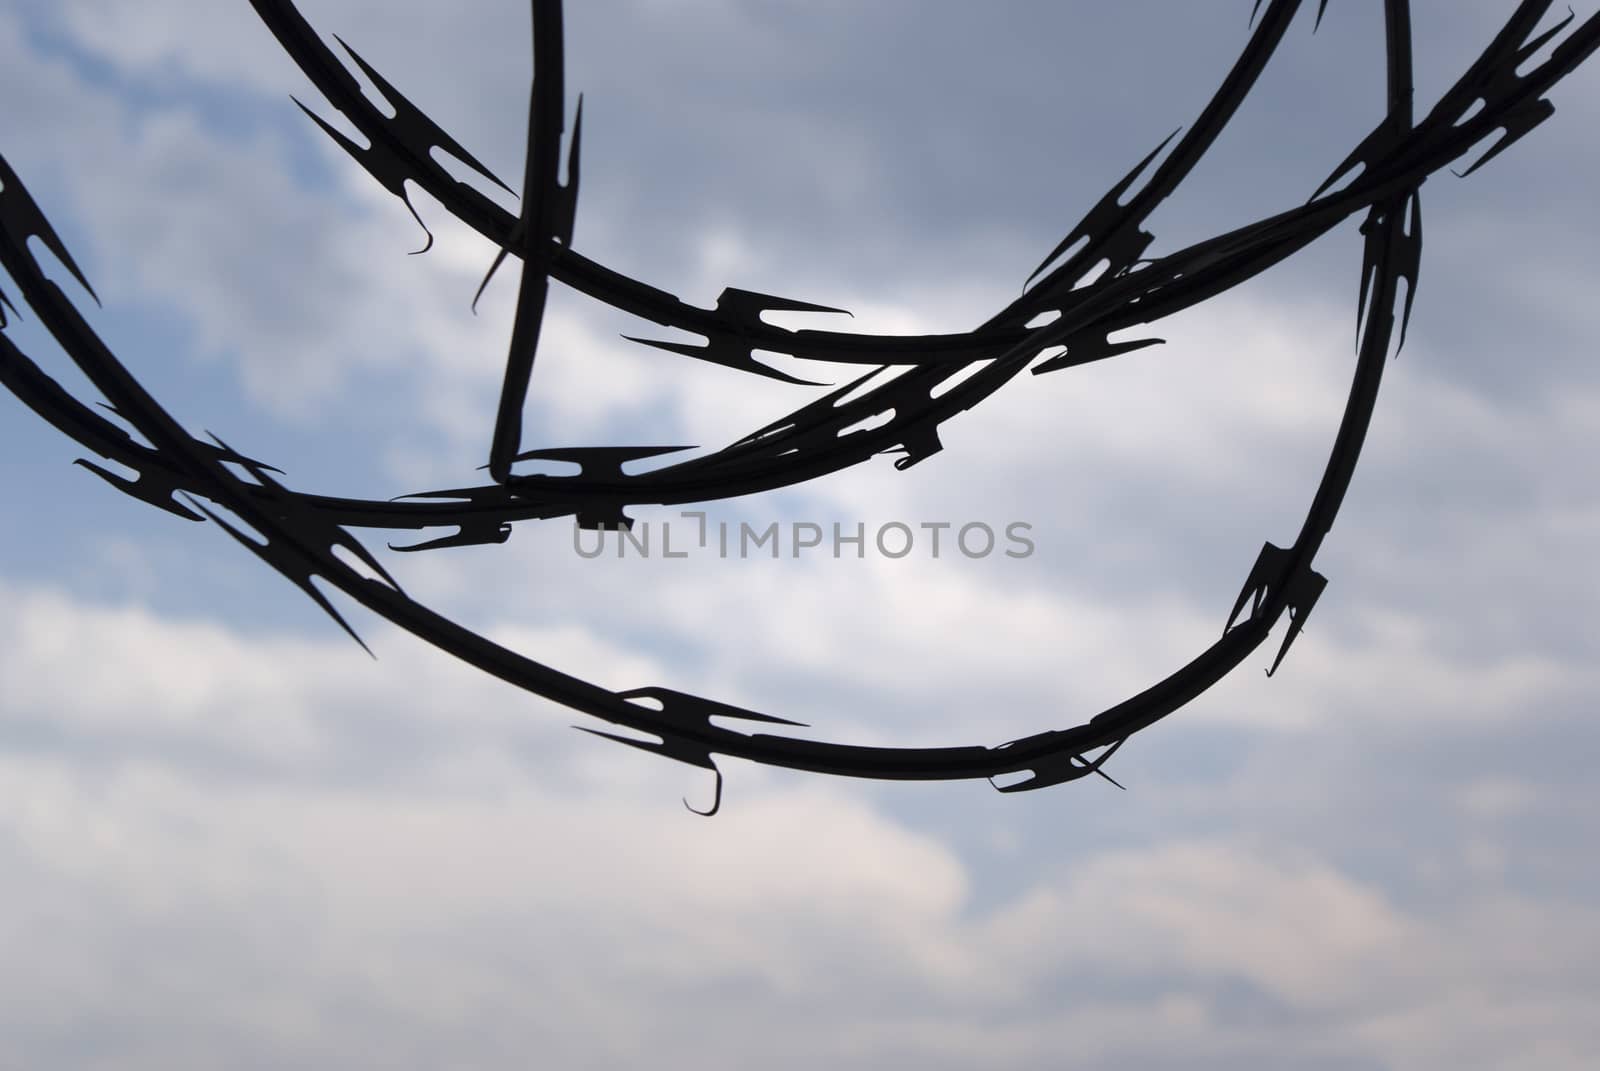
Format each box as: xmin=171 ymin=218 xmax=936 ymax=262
xmin=2 ymin=1 xmax=1596 ymax=803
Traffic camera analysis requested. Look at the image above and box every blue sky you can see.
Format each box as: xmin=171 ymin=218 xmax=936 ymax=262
xmin=3 ymin=1 xmax=1599 ymax=1067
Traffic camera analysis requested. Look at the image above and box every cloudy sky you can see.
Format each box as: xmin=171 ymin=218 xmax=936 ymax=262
xmin=2 ymin=1 xmax=1599 ymax=1067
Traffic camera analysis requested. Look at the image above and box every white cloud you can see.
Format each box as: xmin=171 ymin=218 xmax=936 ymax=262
xmin=51 ymin=0 xmax=303 ymax=93
xmin=3 ymin=696 xmax=1597 ymax=1070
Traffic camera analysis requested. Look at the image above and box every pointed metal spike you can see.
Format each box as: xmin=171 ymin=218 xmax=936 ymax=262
xmin=472 ymin=240 xmax=517 ymax=314
xmin=1512 ymin=7 xmax=1577 ymax=69
xmin=1308 ymin=118 xmax=1396 ymax=204
xmin=554 ymin=93 xmax=583 ymax=246
xmin=1024 ymin=126 xmax=1181 ymax=290
xmin=1453 ymin=99 xmax=1555 ymax=179
xmin=1266 ymin=567 xmax=1327 ymax=676
xmin=331 ymin=532 xmax=405 ymax=592
xmin=1392 ymin=191 xmax=1424 ymax=356
xmin=187 ymin=497 xmax=375 ymax=657
xmin=1092 ymin=765 xmax=1128 ymax=790
xmin=571 ymin=726 xmax=717 ymax=771
xmin=204 ymin=430 xmax=290 ymax=491
xmin=1226 ymin=542 xmax=1292 ymax=634
xmin=74 ymin=459 xmax=204 ymax=521
xmin=619 ymin=335 xmax=829 ymax=386
xmin=1032 ymin=334 xmax=1165 ymax=375
xmin=0 ymin=153 xmax=101 ymax=305
xmin=289 ymin=96 xmax=434 ymax=252
xmin=290 ymin=95 xmax=364 ymax=158
xmin=715 ymin=287 xmax=852 ymax=319
xmin=330 ymin=32 xmax=515 ymax=194
xmin=617 ymin=686 xmax=809 ymax=728
xmin=508 ymin=444 xmax=695 ymax=475
xmin=296 ymin=575 xmax=376 ymax=658
xmin=389 ymin=522 xmax=513 ymax=553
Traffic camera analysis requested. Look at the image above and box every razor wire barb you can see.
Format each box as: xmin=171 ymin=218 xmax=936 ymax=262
xmin=2 ymin=0 xmax=1597 ymax=810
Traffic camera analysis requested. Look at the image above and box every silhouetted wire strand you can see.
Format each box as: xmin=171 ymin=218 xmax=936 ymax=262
xmin=3 ymin=1 xmax=1597 ymax=802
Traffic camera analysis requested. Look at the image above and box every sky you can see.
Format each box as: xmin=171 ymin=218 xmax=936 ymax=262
xmin=2 ymin=1 xmax=1599 ymax=1068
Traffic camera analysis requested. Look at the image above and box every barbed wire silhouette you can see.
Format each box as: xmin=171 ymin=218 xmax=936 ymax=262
xmin=3 ymin=0 xmax=1596 ymax=811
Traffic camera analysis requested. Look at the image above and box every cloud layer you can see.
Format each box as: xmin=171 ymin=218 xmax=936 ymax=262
xmin=3 ymin=1 xmax=1599 ymax=1068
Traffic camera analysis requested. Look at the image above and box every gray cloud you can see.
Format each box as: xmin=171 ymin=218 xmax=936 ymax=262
xmin=3 ymin=1 xmax=1600 ymax=1068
